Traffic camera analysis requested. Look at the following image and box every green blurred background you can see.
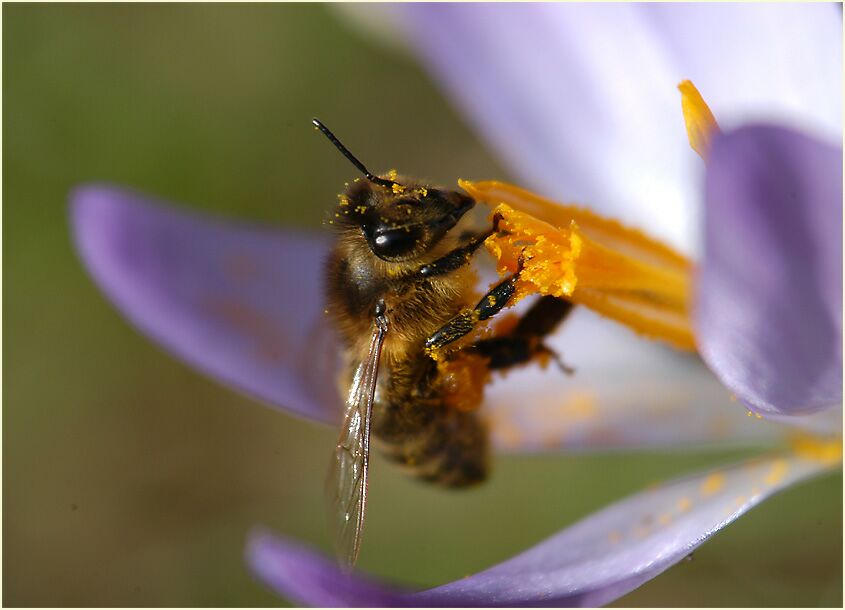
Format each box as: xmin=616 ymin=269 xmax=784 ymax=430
xmin=3 ymin=4 xmax=841 ymax=607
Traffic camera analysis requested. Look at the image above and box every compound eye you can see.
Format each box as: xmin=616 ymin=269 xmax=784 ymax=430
xmin=370 ymin=226 xmax=421 ymax=259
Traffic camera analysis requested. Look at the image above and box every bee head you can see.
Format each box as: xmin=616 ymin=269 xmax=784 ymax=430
xmin=314 ymin=118 xmax=476 ymax=262
xmin=340 ymin=179 xmax=476 ymax=262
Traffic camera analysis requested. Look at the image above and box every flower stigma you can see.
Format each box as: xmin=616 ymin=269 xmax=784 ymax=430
xmin=678 ymin=79 xmax=721 ymax=159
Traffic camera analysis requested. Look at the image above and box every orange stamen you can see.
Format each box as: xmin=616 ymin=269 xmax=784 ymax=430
xmin=461 ymin=180 xmax=695 ymax=351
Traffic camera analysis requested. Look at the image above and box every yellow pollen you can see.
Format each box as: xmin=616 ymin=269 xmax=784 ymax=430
xmin=461 ymin=179 xmax=695 ymax=350
xmin=763 ymin=459 xmax=789 ymax=486
xmin=700 ymin=472 xmax=725 ymax=496
xmin=554 ymin=391 xmax=598 ymax=422
xmin=678 ymin=80 xmax=720 ymax=160
xmin=790 ymin=434 xmax=843 ymax=465
xmin=493 ymin=415 xmax=524 ymax=449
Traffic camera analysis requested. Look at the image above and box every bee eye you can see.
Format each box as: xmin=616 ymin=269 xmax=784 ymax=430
xmin=369 ymin=226 xmax=422 ymax=260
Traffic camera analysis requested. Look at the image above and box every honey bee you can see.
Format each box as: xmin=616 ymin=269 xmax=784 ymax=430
xmin=315 ymin=119 xmax=574 ymax=569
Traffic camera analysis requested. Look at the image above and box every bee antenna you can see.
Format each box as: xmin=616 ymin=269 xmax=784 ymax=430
xmin=312 ymin=118 xmax=398 ymax=190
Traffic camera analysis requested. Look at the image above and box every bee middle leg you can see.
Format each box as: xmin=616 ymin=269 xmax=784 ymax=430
xmin=469 ymin=295 xmax=575 ymax=373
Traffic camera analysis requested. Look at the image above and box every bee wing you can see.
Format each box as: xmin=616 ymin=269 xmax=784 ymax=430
xmin=326 ymin=315 xmax=388 ymax=570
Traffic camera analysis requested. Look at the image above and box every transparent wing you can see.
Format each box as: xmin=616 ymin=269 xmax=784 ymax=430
xmin=326 ymin=315 xmax=387 ymax=570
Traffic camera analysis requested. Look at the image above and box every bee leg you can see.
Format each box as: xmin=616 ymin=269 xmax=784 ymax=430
xmin=469 ymin=296 xmax=575 ymax=374
xmin=416 ymin=213 xmax=505 ymax=279
xmin=425 ymin=262 xmax=521 ymax=354
xmin=417 ymin=231 xmax=492 ymax=279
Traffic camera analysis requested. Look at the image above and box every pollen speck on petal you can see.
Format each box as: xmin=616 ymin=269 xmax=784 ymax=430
xmin=247 ymin=450 xmax=838 ymax=607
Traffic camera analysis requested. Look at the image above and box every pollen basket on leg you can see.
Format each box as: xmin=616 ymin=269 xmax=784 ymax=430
xmin=461 ymin=180 xmax=695 ymax=350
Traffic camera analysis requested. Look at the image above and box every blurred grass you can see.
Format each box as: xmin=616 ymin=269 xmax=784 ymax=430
xmin=3 ymin=4 xmax=841 ymax=607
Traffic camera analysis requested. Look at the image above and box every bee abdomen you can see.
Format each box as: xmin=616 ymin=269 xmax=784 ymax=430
xmin=372 ymin=400 xmax=489 ymax=488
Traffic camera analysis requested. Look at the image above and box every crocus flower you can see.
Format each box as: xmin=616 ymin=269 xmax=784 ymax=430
xmin=71 ymin=2 xmax=842 ymax=607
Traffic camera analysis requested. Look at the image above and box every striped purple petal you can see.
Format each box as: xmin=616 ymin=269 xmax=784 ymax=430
xmin=696 ymin=126 xmax=843 ymax=415
xmin=71 ymin=185 xmax=341 ymax=424
xmin=247 ymin=451 xmax=837 ymax=607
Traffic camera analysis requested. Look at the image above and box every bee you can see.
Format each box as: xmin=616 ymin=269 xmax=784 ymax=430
xmin=315 ymin=119 xmax=574 ymax=569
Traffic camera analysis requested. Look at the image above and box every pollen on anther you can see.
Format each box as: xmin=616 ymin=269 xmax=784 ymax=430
xmin=463 ymin=181 xmax=695 ymax=350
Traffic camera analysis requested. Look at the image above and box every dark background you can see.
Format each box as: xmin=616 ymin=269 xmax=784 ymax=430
xmin=4 ymin=4 xmax=841 ymax=606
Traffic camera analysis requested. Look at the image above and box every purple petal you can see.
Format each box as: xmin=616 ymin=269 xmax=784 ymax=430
xmin=71 ymin=185 xmax=341 ymax=424
xmin=247 ymin=451 xmax=837 ymax=607
xmin=247 ymin=530 xmax=407 ymax=607
xmin=696 ymin=125 xmax=842 ymax=415
xmin=398 ymin=3 xmax=841 ymax=254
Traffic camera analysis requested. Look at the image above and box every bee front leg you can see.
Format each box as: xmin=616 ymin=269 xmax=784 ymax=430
xmin=416 ymin=232 xmax=492 ymax=279
xmin=425 ymin=264 xmax=521 ymax=355
xmin=415 ymin=213 xmax=504 ymax=279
